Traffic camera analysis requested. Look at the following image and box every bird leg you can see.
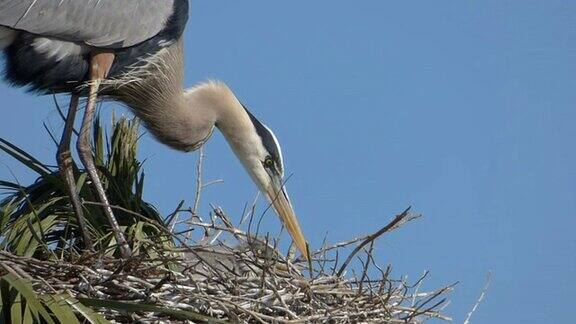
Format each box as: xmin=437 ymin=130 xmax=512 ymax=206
xmin=77 ymin=51 xmax=132 ymax=259
xmin=56 ymin=94 xmax=94 ymax=251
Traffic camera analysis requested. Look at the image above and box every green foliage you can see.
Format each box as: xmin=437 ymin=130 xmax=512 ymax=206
xmin=0 ymin=116 xmax=175 ymax=259
xmin=0 ymin=116 xmax=226 ymax=323
xmin=79 ymin=298 xmax=226 ymax=323
xmin=0 ymin=274 xmax=110 ymax=324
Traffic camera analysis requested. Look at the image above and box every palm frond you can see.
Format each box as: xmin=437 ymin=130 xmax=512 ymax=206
xmin=0 ymin=116 xmax=174 ymax=259
xmin=0 ymin=273 xmax=111 ymax=324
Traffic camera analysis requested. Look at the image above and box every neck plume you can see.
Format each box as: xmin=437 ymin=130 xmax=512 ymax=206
xmin=112 ymin=41 xmax=253 ymax=152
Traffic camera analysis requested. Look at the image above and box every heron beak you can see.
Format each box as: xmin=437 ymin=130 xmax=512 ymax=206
xmin=265 ymin=175 xmax=308 ymax=260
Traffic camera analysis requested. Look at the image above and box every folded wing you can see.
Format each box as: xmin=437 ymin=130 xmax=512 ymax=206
xmin=0 ymin=0 xmax=175 ymax=48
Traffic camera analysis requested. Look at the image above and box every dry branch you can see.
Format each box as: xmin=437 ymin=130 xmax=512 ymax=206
xmin=0 ymin=207 xmax=453 ymax=323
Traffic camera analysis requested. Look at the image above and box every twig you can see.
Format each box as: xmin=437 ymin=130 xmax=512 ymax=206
xmin=463 ymin=271 xmax=492 ymax=324
xmin=52 ymin=95 xmax=79 ymax=136
xmin=357 ymin=242 xmax=374 ymax=295
xmin=192 ymin=145 xmax=205 ymax=216
xmin=167 ymin=200 xmax=185 ymax=233
xmin=337 ymin=207 xmax=415 ymax=276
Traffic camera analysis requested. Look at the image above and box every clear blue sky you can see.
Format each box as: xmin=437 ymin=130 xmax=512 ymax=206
xmin=1 ymin=1 xmax=575 ymax=322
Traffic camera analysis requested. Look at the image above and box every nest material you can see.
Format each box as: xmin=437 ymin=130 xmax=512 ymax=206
xmin=0 ymin=208 xmax=454 ymax=323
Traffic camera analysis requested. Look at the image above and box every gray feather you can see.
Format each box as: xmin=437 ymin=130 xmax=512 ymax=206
xmin=0 ymin=0 xmax=175 ymax=48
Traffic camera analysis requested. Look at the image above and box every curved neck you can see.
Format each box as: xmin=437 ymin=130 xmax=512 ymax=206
xmin=180 ymin=81 xmax=256 ymax=151
xmin=126 ymin=81 xmax=253 ymax=152
xmin=114 ymin=41 xmax=254 ymax=152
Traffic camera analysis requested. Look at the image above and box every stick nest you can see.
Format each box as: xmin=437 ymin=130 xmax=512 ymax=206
xmin=0 ymin=207 xmax=454 ymax=323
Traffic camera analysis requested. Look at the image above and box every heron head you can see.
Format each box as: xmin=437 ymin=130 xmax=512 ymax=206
xmin=188 ymin=82 xmax=308 ymax=258
xmin=228 ymin=105 xmax=308 ymax=259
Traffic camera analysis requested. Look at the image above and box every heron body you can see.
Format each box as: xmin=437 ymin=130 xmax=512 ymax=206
xmin=1 ymin=0 xmax=188 ymax=93
xmin=0 ymin=0 xmax=309 ymax=259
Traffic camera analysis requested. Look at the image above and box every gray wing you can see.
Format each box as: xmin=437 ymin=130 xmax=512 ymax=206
xmin=0 ymin=0 xmax=176 ymax=48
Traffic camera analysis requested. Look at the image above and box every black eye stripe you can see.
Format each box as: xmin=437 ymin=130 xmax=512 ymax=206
xmin=243 ymin=104 xmax=283 ymax=174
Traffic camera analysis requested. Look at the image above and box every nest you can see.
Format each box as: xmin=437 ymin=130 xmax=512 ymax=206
xmin=0 ymin=207 xmax=454 ymax=323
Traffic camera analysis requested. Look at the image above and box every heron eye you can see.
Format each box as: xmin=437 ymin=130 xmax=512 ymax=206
xmin=264 ymin=156 xmax=274 ymax=168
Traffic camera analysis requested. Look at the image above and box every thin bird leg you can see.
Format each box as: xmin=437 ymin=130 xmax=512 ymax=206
xmin=77 ymin=51 xmax=132 ymax=259
xmin=56 ymin=94 xmax=94 ymax=251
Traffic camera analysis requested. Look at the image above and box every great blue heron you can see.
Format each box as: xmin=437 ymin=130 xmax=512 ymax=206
xmin=0 ymin=0 xmax=308 ymax=259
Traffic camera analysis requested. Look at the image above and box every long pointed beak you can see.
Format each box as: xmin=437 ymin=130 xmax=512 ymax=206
xmin=266 ymin=178 xmax=308 ymax=260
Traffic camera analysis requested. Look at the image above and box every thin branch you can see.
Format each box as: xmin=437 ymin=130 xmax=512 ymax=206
xmin=52 ymin=95 xmax=79 ymax=136
xmin=192 ymin=145 xmax=205 ymax=216
xmin=463 ymin=271 xmax=492 ymax=324
xmin=337 ymin=207 xmax=415 ymax=276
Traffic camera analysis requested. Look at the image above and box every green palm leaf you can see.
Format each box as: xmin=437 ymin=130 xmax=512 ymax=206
xmin=0 ymin=116 xmax=176 ymax=259
xmin=79 ymin=298 xmax=227 ymax=323
xmin=1 ymin=274 xmax=55 ymax=324
xmin=0 ymin=274 xmax=111 ymax=324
